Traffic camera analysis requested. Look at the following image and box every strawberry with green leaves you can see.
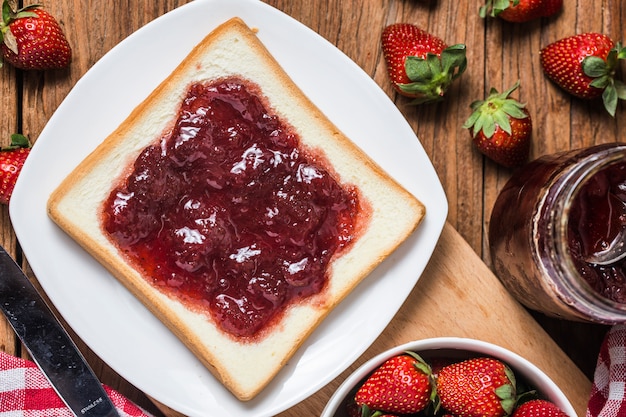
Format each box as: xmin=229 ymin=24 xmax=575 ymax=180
xmin=480 ymin=0 xmax=562 ymax=22
xmin=0 ymin=133 xmax=31 ymax=205
xmin=540 ymin=32 xmax=626 ymax=116
xmin=0 ymin=1 xmax=71 ymax=70
xmin=381 ymin=23 xmax=467 ymax=105
xmin=512 ymin=399 xmax=569 ymax=417
xmin=463 ymin=81 xmax=532 ymax=168
xmin=436 ymin=357 xmax=517 ymax=417
xmin=354 ymin=352 xmax=434 ymax=415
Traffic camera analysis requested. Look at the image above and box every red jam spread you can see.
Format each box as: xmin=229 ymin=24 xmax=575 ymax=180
xmin=568 ymin=161 xmax=626 ymax=303
xmin=102 ymin=77 xmax=361 ymax=338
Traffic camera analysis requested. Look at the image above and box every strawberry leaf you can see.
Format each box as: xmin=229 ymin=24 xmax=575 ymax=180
xmin=441 ymin=44 xmax=467 ymax=79
xmin=615 ymin=80 xmax=626 ymax=100
xmin=400 ymin=81 xmax=435 ymax=95
xmin=501 ymin=101 xmax=528 ymax=119
xmin=14 ymin=10 xmax=38 ymax=19
xmin=359 ymin=404 xmax=372 ymax=417
xmin=2 ymin=28 xmax=16 ymax=54
xmin=611 ymin=42 xmax=626 ymax=61
xmin=495 ymin=384 xmax=515 ymax=399
xmin=405 ymin=56 xmax=433 ymax=82
xmin=495 ymin=0 xmax=512 ymax=9
xmin=504 ymin=364 xmax=517 ymax=389
xmin=602 ymin=81 xmax=618 ymax=117
xmin=495 ymin=384 xmax=516 ymax=415
xmin=606 ymin=48 xmax=619 ymax=69
xmin=476 ymin=113 xmax=494 ymax=137
xmin=516 ymin=388 xmax=538 ymax=404
xmin=480 ymin=0 xmax=519 ymax=18
xmin=464 ymin=105 xmax=482 ymax=124
xmin=493 ymin=110 xmax=512 ymax=135
xmin=403 ymin=351 xmax=433 ymax=375
xmin=427 ymin=53 xmax=442 ymax=75
xmin=1 ymin=0 xmax=10 ymax=26
xmin=5 ymin=133 xmax=30 ymax=150
xmin=590 ymin=75 xmax=611 ymax=89
xmin=497 ymin=365 xmax=517 ymax=415
xmin=583 ymin=56 xmax=609 ymax=78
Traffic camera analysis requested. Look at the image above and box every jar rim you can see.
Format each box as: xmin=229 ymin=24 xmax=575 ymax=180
xmin=543 ymin=145 xmax=626 ymax=322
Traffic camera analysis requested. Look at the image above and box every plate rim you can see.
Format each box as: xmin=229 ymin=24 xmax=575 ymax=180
xmin=9 ymin=0 xmax=448 ymax=415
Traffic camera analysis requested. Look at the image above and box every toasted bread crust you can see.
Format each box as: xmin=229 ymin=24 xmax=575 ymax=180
xmin=47 ymin=17 xmax=425 ymax=400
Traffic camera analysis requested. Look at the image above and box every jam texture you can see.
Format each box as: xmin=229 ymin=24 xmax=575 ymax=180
xmin=568 ymin=161 xmax=626 ymax=303
xmin=102 ymin=77 xmax=360 ymax=338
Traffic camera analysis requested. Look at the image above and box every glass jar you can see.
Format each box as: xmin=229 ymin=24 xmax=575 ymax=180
xmin=489 ymin=143 xmax=626 ymax=324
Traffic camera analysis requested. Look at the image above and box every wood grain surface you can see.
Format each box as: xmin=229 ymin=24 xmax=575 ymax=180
xmin=1 ymin=0 xmax=624 ymax=416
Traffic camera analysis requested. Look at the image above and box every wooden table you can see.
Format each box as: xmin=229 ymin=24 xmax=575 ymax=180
xmin=1 ymin=0 xmax=622 ymax=416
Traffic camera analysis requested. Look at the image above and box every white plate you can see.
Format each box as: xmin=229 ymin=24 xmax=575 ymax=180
xmin=9 ymin=0 xmax=448 ymax=415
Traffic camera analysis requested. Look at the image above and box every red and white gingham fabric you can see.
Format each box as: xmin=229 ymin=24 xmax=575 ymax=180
xmin=587 ymin=324 xmax=626 ymax=417
xmin=0 ymin=351 xmax=154 ymax=417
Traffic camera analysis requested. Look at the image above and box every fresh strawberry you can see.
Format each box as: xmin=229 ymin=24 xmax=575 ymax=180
xmin=381 ymin=23 xmax=467 ymax=104
xmin=512 ymin=399 xmax=569 ymax=417
xmin=540 ymin=32 xmax=626 ymax=116
xmin=463 ymin=81 xmax=532 ymax=168
xmin=0 ymin=134 xmax=31 ymax=205
xmin=354 ymin=352 xmax=434 ymax=414
xmin=436 ymin=357 xmax=517 ymax=417
xmin=0 ymin=1 xmax=71 ymax=70
xmin=480 ymin=0 xmax=562 ymax=22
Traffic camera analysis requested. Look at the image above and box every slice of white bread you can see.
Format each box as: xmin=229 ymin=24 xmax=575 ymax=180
xmin=47 ymin=17 xmax=425 ymax=401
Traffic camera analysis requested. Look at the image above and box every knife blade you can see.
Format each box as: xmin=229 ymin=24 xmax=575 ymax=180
xmin=0 ymin=246 xmax=120 ymax=417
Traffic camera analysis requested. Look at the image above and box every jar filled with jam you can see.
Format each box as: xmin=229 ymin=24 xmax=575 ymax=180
xmin=489 ymin=143 xmax=626 ymax=324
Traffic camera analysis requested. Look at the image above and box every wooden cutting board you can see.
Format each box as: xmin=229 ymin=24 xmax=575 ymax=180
xmin=151 ymin=222 xmax=591 ymax=417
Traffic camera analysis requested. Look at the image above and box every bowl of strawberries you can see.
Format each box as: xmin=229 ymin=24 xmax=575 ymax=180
xmin=321 ymin=337 xmax=576 ymax=417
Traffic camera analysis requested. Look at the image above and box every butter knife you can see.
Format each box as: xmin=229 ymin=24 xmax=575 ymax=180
xmin=0 ymin=246 xmax=120 ymax=417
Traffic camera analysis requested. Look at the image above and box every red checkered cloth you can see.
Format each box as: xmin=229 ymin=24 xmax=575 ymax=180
xmin=587 ymin=324 xmax=626 ymax=417
xmin=0 ymin=351 xmax=154 ymax=417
